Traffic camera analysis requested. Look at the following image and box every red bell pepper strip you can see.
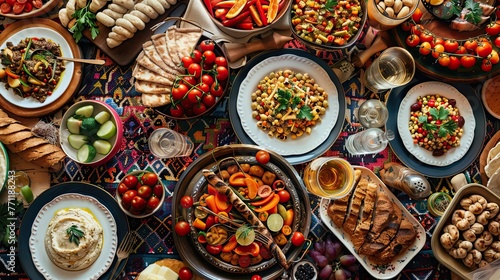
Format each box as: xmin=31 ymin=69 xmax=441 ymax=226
xmin=255 ymin=0 xmax=267 ymax=25
xmin=204 ymin=0 xmax=214 ymax=17
xmin=215 ymin=8 xmax=229 ymax=20
xmin=215 ymin=0 xmax=237 ymax=8
xmin=223 ymin=10 xmax=251 ymax=26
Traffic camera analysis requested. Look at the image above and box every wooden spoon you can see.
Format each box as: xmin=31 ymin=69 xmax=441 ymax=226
xmin=56 ymin=57 xmax=105 ymax=65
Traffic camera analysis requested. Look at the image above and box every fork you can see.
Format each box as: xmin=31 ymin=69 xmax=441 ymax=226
xmin=108 ymin=231 xmax=137 ymax=280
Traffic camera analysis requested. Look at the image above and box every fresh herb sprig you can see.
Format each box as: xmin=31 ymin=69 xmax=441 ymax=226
xmin=70 ymin=3 xmax=99 ymax=43
xmin=418 ymin=107 xmax=458 ymax=138
xmin=276 ymin=89 xmax=314 ymax=120
xmin=450 ymin=0 xmax=482 ymax=24
xmin=66 ymin=225 xmax=84 ymax=245
xmin=325 ymin=0 xmax=338 ymax=11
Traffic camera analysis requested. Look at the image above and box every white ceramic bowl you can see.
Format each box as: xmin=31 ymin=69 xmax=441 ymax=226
xmin=0 ymin=142 xmax=9 ymax=192
xmin=59 ymin=100 xmax=123 ymax=166
xmin=115 ymin=170 xmax=165 ymax=218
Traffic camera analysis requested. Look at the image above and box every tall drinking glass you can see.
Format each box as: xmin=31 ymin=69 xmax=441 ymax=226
xmin=361 ymin=47 xmax=415 ymax=93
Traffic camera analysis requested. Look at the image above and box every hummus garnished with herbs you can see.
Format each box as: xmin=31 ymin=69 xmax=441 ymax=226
xmin=44 ymin=208 xmax=103 ymax=271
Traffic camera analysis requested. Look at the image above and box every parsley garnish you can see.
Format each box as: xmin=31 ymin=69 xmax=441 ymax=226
xmin=70 ymin=3 xmax=99 ymax=43
xmin=276 ymin=89 xmax=314 ymax=120
xmin=325 ymin=0 xmax=338 ymax=11
xmin=418 ymin=107 xmax=458 ymax=139
xmin=66 ymin=225 xmax=84 ymax=245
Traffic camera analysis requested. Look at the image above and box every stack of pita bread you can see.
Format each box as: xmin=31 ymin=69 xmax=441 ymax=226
xmin=133 ymin=26 xmax=202 ymax=108
xmin=485 ymin=142 xmax=500 ymax=196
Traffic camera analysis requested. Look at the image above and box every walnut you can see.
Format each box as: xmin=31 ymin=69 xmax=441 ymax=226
xmin=440 ymin=224 xmax=460 ymax=249
xmin=452 ymin=210 xmax=476 ymax=230
xmin=460 ymin=195 xmax=487 ymax=214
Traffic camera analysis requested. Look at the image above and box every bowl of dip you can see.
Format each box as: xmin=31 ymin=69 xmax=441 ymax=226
xmin=0 ymin=142 xmax=9 ymax=192
xmin=482 ymin=75 xmax=500 ymax=119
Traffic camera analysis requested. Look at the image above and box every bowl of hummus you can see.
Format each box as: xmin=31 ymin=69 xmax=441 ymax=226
xmin=44 ymin=208 xmax=103 ymax=271
xmin=0 ymin=142 xmax=9 ymax=192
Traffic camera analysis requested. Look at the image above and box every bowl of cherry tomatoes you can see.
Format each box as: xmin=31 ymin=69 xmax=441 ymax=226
xmin=116 ymin=170 xmax=165 ymax=218
xmin=155 ymin=37 xmax=230 ymax=120
xmin=0 ymin=0 xmax=59 ymax=19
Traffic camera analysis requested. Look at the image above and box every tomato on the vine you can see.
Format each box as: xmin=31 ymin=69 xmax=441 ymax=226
xmin=419 ymin=42 xmax=432 ymax=55
xmin=201 ymin=74 xmax=214 ymax=86
xmin=188 ymin=63 xmax=202 ymax=78
xmin=401 ymin=21 xmax=414 ymax=32
xmin=182 ymin=76 xmax=197 ymax=87
xmin=412 ymin=7 xmax=423 ymax=23
xmin=486 ymin=21 xmax=500 ymax=36
xmin=172 ymin=83 xmax=189 ymax=101
xmin=193 ymin=103 xmax=207 ymax=115
xmin=203 ymin=50 xmax=216 ymax=64
xmin=197 ymin=82 xmax=210 ymax=94
xmin=481 ymin=59 xmax=493 ymax=72
xmin=443 ymin=39 xmax=459 ymax=53
xmin=437 ymin=54 xmax=451 ymax=67
xmin=476 ymin=42 xmax=493 ymax=58
xmin=181 ymin=98 xmax=194 ymax=109
xmin=464 ymin=39 xmax=478 ymax=53
xmin=202 ymin=94 xmax=216 ymax=107
xmin=419 ymin=31 xmax=434 ymax=44
xmin=181 ymin=56 xmax=193 ymax=68
xmin=191 ymin=49 xmax=202 ymax=63
xmin=495 ymin=36 xmax=500 ymax=48
xmin=448 ymin=56 xmax=461 ymax=70
xmin=210 ymin=82 xmax=224 ymax=97
xmin=170 ymin=104 xmax=185 ymax=118
xmin=405 ymin=34 xmax=420 ymax=47
xmin=216 ymin=66 xmax=229 ymax=80
xmin=432 ymin=44 xmax=445 ymax=59
xmin=188 ymin=88 xmax=203 ymax=103
xmin=215 ymin=56 xmax=227 ymax=67
xmin=460 ymin=55 xmax=477 ymax=68
xmin=488 ymin=50 xmax=500 ymax=64
xmin=454 ymin=45 xmax=467 ymax=55
xmin=175 ymin=221 xmax=191 ymax=236
xmin=200 ymin=40 xmax=215 ymax=52
xmin=411 ymin=24 xmax=423 ymax=36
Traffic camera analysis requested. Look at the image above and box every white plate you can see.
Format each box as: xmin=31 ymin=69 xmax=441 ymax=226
xmin=29 ymin=193 xmax=117 ymax=280
xmin=236 ymin=54 xmax=339 ymax=156
xmin=397 ymin=81 xmax=475 ymax=166
xmin=0 ymin=27 xmax=74 ymax=108
xmin=319 ymin=166 xmax=426 ymax=279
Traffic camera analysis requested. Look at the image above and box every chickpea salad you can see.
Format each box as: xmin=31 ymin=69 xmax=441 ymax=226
xmin=251 ymin=70 xmax=329 ymax=140
xmin=408 ymin=95 xmax=465 ymax=156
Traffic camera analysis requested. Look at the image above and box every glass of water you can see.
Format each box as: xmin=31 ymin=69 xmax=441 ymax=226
xmin=361 ymin=47 xmax=415 ymax=93
xmin=148 ymin=128 xmax=194 ymax=158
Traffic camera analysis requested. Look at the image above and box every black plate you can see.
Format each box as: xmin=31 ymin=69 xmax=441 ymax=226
xmin=19 ymin=182 xmax=129 ymax=279
xmin=386 ymin=75 xmax=486 ymax=178
xmin=228 ymin=49 xmax=346 ymax=165
xmin=172 ymin=144 xmax=311 ymax=280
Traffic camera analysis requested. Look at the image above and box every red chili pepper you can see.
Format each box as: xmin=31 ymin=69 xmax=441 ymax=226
xmin=215 ymin=8 xmax=229 ymax=19
xmin=222 ymin=10 xmax=251 ymax=27
xmin=255 ymin=0 xmax=267 ymax=25
xmin=241 ymin=15 xmax=253 ymax=23
xmin=235 ymin=22 xmax=254 ymax=29
xmin=204 ymin=0 xmax=214 ymax=16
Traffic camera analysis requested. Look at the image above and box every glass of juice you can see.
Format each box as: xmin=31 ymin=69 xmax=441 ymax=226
xmin=303 ymin=157 xmax=355 ymax=199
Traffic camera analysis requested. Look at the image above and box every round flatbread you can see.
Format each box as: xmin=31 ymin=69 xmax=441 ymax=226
xmin=488 ymin=141 xmax=500 ymax=164
xmin=487 ymin=167 xmax=500 ymax=197
xmin=485 ymin=153 xmax=500 ymax=178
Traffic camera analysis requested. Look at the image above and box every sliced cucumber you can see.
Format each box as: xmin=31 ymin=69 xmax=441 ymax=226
xmin=68 ymin=134 xmax=88 ymax=149
xmin=267 ymin=213 xmax=284 ymax=232
xmin=66 ymin=117 xmax=81 ymax=134
xmin=75 ymin=105 xmax=94 ymax=118
xmin=94 ymin=111 xmax=111 ymax=124
xmin=96 ymin=120 xmax=117 ymax=140
xmin=93 ymin=139 xmax=112 ymax=155
xmin=77 ymin=144 xmax=96 ymax=163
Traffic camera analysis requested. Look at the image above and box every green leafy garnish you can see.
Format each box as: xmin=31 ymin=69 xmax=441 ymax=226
xmin=325 ymin=0 xmax=338 ymax=11
xmin=417 ymin=107 xmax=457 ymax=139
xmin=276 ymin=88 xmax=314 ymax=120
xmin=66 ymin=225 xmax=84 ymax=245
xmin=297 ymin=106 xmax=313 ymax=120
xmin=70 ymin=3 xmax=99 ymax=43
xmin=451 ymin=0 xmax=482 ymax=24
xmin=429 ymin=107 xmax=449 ymax=121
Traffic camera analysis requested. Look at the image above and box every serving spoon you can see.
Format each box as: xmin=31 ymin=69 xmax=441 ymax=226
xmin=56 ymin=56 xmax=105 ymax=65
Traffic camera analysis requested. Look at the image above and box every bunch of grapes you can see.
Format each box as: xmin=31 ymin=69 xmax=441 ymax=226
xmin=308 ymin=234 xmax=358 ymax=280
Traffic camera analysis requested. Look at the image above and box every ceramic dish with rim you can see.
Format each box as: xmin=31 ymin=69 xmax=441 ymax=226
xmin=481 ymin=75 xmax=500 ymax=119
xmin=0 ymin=27 xmax=75 ymax=109
xmin=172 ymin=144 xmax=311 ymax=279
xmin=19 ymin=182 xmax=129 ymax=280
xmin=231 ymin=49 xmax=344 ymax=163
xmin=319 ymin=166 xmax=426 ymax=279
xmin=29 ymin=193 xmax=117 ymax=280
xmin=431 ymin=183 xmax=500 ymax=280
xmin=386 ymin=75 xmax=486 ymax=178
xmin=237 ymin=53 xmax=339 ymax=156
xmin=59 ymin=100 xmax=123 ymax=166
xmin=0 ymin=0 xmax=59 ymax=19
xmin=0 ymin=19 xmax=83 ymax=118
xmin=0 ymin=142 xmax=9 ymax=192
xmin=397 ymin=81 xmax=475 ymax=166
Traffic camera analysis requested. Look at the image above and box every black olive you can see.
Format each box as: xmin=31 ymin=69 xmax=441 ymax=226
xmin=457 ymin=116 xmax=465 ymax=128
xmin=433 ymin=149 xmax=445 ymax=156
xmin=410 ymin=103 xmax=421 ymax=112
xmin=448 ymin=99 xmax=457 ymax=107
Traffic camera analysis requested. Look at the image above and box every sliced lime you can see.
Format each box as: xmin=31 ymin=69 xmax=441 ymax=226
xmin=75 ymin=105 xmax=94 ymax=118
xmin=267 ymin=213 xmax=284 ymax=232
xmin=20 ymin=185 xmax=34 ymax=203
xmin=96 ymin=120 xmax=117 ymax=140
xmin=66 ymin=117 xmax=81 ymax=134
xmin=94 ymin=111 xmax=111 ymax=124
xmin=235 ymin=225 xmax=255 ymax=246
xmin=68 ymin=134 xmax=88 ymax=149
xmin=93 ymin=139 xmax=112 ymax=155
xmin=77 ymin=144 xmax=96 ymax=162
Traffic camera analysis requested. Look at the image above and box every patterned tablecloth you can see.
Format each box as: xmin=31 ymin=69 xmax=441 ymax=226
xmin=0 ymin=15 xmax=497 ymax=280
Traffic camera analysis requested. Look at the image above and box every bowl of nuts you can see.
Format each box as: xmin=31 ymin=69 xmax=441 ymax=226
xmin=366 ymin=0 xmax=418 ymax=31
xmin=431 ymin=183 xmax=500 ymax=279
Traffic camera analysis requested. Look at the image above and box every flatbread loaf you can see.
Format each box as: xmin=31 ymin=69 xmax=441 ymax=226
xmin=485 ymin=153 xmax=500 ymax=178
xmin=166 ymin=26 xmax=202 ymax=65
xmin=132 ymin=64 xmax=174 ymax=86
xmin=135 ymin=80 xmax=172 ymax=95
xmin=151 ymin=34 xmax=182 ymax=71
xmin=142 ymin=41 xmax=180 ymax=76
xmin=136 ymin=51 xmax=177 ymax=82
xmin=488 ymin=141 xmax=500 ymax=164
xmin=141 ymin=92 xmax=171 ymax=108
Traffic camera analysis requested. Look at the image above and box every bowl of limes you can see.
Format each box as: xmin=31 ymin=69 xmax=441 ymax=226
xmin=59 ymin=100 xmax=123 ymax=166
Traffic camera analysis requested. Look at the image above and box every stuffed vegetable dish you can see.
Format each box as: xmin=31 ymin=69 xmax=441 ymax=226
xmin=0 ymin=37 xmax=65 ymax=103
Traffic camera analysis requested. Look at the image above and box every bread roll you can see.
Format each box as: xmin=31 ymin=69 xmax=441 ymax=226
xmin=130 ymin=10 xmax=150 ymax=23
xmin=96 ymin=12 xmax=116 ymax=27
xmin=123 ymin=14 xmax=146 ymax=30
xmin=116 ymin=18 xmax=138 ymax=33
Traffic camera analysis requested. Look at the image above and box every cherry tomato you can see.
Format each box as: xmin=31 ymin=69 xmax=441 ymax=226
xmin=238 ymin=255 xmax=251 ymax=268
xmin=251 ymin=275 xmax=263 ymax=280
xmin=448 ymin=56 xmax=461 ymax=70
xmin=419 ymin=31 xmax=434 ymax=44
xmin=291 ymin=231 xmax=306 ymax=246
xmin=198 ymin=82 xmax=210 ymax=94
xmin=216 ymin=66 xmax=228 ymax=80
xmin=476 ymin=42 xmax=493 ymax=58
xmin=169 ymin=104 xmax=185 ymax=117
xmin=153 ymin=184 xmax=164 ymax=197
xmin=5 ymin=0 xmax=14 ymax=6
xmin=141 ymin=172 xmax=158 ymax=186
xmin=181 ymin=98 xmax=194 ymax=109
xmin=464 ymin=39 xmax=478 ymax=53
xmin=172 ymin=83 xmax=189 ymax=101
xmin=201 ymin=74 xmax=214 ymax=86
xmin=443 ymin=39 xmax=459 ymax=53
xmin=188 ymin=63 xmax=202 ymax=78
xmin=193 ymin=102 xmax=207 ymax=115
xmin=460 ymin=55 xmax=477 ymax=68
xmin=199 ymin=40 xmax=215 ymax=52
xmin=178 ymin=267 xmax=194 ymax=280
xmin=24 ymin=2 xmax=32 ymax=12
xmin=260 ymin=246 xmax=272 ymax=259
xmin=206 ymin=244 xmax=222 ymax=255
xmin=432 ymin=44 xmax=445 ymax=59
xmin=187 ymin=88 xmax=203 ymax=103
xmin=256 ymin=150 xmax=270 ymax=164
xmin=175 ymin=221 xmax=191 ymax=236
xmin=32 ymin=0 xmax=42 ymax=8
xmin=202 ymin=94 xmax=216 ymax=108
xmin=277 ymin=189 xmax=291 ymax=203
xmin=131 ymin=195 xmax=147 ymax=211
xmin=495 ymin=36 xmax=500 ymax=48
xmin=182 ymin=75 xmax=197 ymax=87
xmin=411 ymin=24 xmax=423 ymax=36
xmin=203 ymin=50 xmax=216 ymax=64
xmin=488 ymin=50 xmax=500 ymax=64
xmin=210 ymin=82 xmax=224 ymax=97
xmin=117 ymin=183 xmax=129 ymax=195
xmin=181 ymin=56 xmax=193 ymax=68
xmin=137 ymin=185 xmax=152 ymax=198
xmin=123 ymin=175 xmax=139 ymax=189
xmin=482 ymin=59 xmax=493 ymax=72
xmin=122 ymin=190 xmax=138 ymax=205
xmin=419 ymin=42 xmax=432 ymax=55
xmin=405 ymin=34 xmax=420 ymax=48
xmin=147 ymin=196 xmax=161 ymax=210
xmin=191 ymin=49 xmax=202 ymax=63
xmin=1 ymin=3 xmax=11 ymax=13
xmin=486 ymin=21 xmax=500 ymax=36
xmin=12 ymin=2 xmax=24 ymax=14
xmin=180 ymin=195 xmax=194 ymax=208
xmin=454 ymin=45 xmax=467 ymax=55
xmin=401 ymin=21 xmax=414 ymax=32
xmin=412 ymin=7 xmax=423 ymax=23
xmin=437 ymin=54 xmax=451 ymax=67
xmin=215 ymin=56 xmax=227 ymax=67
